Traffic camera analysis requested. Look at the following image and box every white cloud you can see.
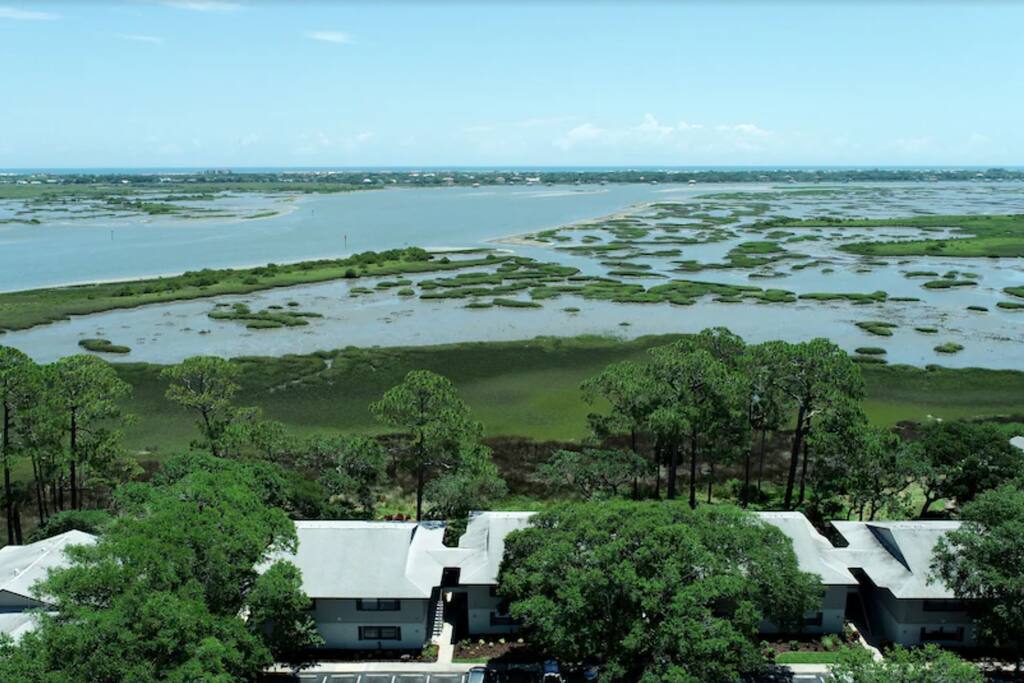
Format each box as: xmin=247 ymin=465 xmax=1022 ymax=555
xmin=119 ymin=33 xmax=164 ymax=44
xmin=159 ymin=1 xmax=240 ymax=11
xmin=0 ymin=6 xmax=60 ymax=20
xmin=307 ymin=31 xmax=352 ymax=45
xmin=554 ymin=114 xmax=778 ymax=154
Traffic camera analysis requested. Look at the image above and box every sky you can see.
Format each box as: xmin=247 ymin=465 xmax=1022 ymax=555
xmin=1 ymin=0 xmax=1022 ymax=168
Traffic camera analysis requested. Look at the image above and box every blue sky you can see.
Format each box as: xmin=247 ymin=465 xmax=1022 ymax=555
xmin=1 ymin=1 xmax=1022 ymax=168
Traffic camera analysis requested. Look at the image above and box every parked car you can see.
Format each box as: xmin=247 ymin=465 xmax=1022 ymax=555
xmin=467 ymin=666 xmax=493 ymax=683
xmin=542 ymin=660 xmax=564 ymax=683
xmin=581 ymin=663 xmax=600 ymax=681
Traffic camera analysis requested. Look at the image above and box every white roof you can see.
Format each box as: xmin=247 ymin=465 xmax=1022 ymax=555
xmin=832 ymin=521 xmax=961 ymax=599
xmin=0 ymin=611 xmax=42 ymax=641
xmin=757 ymin=512 xmax=857 ymax=586
xmin=273 ymin=513 xmax=534 ymax=599
xmin=457 ymin=511 xmax=535 ymax=585
xmin=1010 ymin=435 xmax=1024 ymax=452
xmin=0 ymin=530 xmax=96 ymax=603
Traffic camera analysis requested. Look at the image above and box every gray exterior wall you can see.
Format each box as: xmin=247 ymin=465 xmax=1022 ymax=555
xmin=309 ymin=598 xmax=430 ymax=650
xmin=865 ymin=589 xmax=976 ymax=647
xmin=461 ymin=585 xmax=518 ymax=636
xmin=759 ymin=586 xmax=848 ymax=636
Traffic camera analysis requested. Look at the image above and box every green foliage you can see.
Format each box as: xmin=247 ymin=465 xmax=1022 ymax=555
xmin=161 ymin=356 xmax=242 ymax=455
xmin=830 ymin=644 xmax=982 ymax=682
xmin=933 ymin=484 xmax=1024 ymax=662
xmin=499 ymin=501 xmax=821 ymax=683
xmin=912 ymin=421 xmax=1021 ymax=517
xmin=27 ymin=509 xmax=113 ymax=542
xmin=0 ymin=456 xmax=321 ymax=681
xmin=301 ymin=434 xmax=388 ymax=516
xmin=538 ymin=449 xmax=648 ymax=499
xmin=934 ymin=342 xmax=964 ymax=354
xmin=371 ymin=370 xmax=503 ymax=520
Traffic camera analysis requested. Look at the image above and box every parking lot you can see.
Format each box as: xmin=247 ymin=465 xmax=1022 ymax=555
xmin=288 ymin=675 xmax=469 ymax=683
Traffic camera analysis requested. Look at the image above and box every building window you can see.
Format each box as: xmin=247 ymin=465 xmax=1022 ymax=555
xmin=921 ymin=626 xmax=964 ymax=642
xmin=803 ymin=612 xmax=824 ymax=627
xmin=359 ymin=626 xmax=402 ymax=641
xmin=489 ymin=612 xmax=517 ymax=626
xmin=356 ymin=599 xmax=401 ymax=611
xmin=923 ymin=599 xmax=967 ymax=613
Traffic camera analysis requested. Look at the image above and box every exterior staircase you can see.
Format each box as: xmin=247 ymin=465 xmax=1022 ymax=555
xmin=428 ymin=589 xmax=446 ymax=642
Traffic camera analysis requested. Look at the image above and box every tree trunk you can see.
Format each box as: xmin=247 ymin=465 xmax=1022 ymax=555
xmin=2 ymin=399 xmax=12 ymax=545
xmin=415 ymin=461 xmax=425 ymax=521
xmin=756 ymin=428 xmax=767 ymax=493
xmin=666 ymin=443 xmax=678 ymax=500
xmin=797 ymin=435 xmax=811 ymax=507
xmin=919 ymin=495 xmax=936 ymax=519
xmin=783 ymin=405 xmax=807 ymax=510
xmin=743 ymin=443 xmax=753 ymax=508
xmin=654 ymin=443 xmax=662 ymax=499
xmin=31 ymin=454 xmax=45 ymax=525
xmin=626 ymin=430 xmax=634 ymax=499
xmin=69 ymin=409 xmax=79 ymax=511
xmin=707 ymin=461 xmax=714 ymax=504
xmin=689 ymin=429 xmax=698 ymax=510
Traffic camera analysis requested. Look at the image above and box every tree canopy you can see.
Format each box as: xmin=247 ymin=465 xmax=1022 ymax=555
xmin=498 ymin=501 xmax=820 ymax=683
xmin=0 ymin=454 xmax=321 ymax=682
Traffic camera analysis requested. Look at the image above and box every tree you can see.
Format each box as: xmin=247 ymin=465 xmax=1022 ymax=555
xmin=829 ymin=643 xmax=983 ymax=682
xmin=913 ymin=420 xmax=1020 ymax=518
xmin=370 ymin=370 xmax=483 ymax=520
xmin=740 ymin=342 xmax=788 ymax=502
xmin=810 ymin=401 xmax=914 ymax=521
xmin=538 ymin=449 xmax=648 ymax=500
xmin=647 ymin=344 xmax=742 ymax=508
xmin=162 ymin=356 xmax=242 ymax=456
xmin=46 ymin=355 xmax=131 ymax=511
xmin=303 ymin=435 xmax=388 ymax=516
xmin=775 ymin=339 xmax=864 ymax=510
xmin=0 ymin=456 xmax=322 ymax=681
xmin=581 ymin=361 xmax=656 ymax=497
xmin=423 ymin=443 xmax=507 ymax=520
xmin=933 ymin=483 xmax=1024 ymax=667
xmin=499 ymin=501 xmax=821 ymax=683
xmin=0 ymin=346 xmax=40 ymax=544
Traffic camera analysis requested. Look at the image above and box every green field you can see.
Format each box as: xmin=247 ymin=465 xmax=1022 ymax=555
xmin=113 ymin=335 xmax=1024 ymax=456
xmin=0 ymin=249 xmax=505 ymax=332
xmin=770 ymin=214 xmax=1024 ymax=257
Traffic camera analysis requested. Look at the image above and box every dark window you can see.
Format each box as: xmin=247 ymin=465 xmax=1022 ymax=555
xmin=490 ymin=612 xmax=517 ymax=626
xmin=921 ymin=626 xmax=964 ymax=642
xmin=441 ymin=568 xmax=461 ymax=587
xmin=803 ymin=612 xmax=824 ymax=627
xmin=356 ymin=599 xmax=401 ymax=611
xmin=923 ymin=599 xmax=967 ymax=613
xmin=359 ymin=626 xmax=402 ymax=641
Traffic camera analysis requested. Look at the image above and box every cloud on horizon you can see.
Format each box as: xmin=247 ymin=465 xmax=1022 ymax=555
xmin=0 ymin=6 xmax=60 ymax=20
xmin=307 ymin=30 xmax=352 ymax=44
xmin=119 ymin=33 xmax=164 ymax=44
xmin=159 ymin=1 xmax=241 ymax=11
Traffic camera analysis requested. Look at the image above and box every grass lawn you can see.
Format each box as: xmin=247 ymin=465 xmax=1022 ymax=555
xmin=114 ymin=335 xmax=1024 ymax=456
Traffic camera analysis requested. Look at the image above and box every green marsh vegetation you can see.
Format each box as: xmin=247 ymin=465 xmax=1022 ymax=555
xmin=856 ymin=321 xmax=898 ymax=336
xmin=765 ymin=213 xmax=1024 ymax=257
xmin=207 ymin=302 xmax=323 ymax=329
xmin=0 ymin=248 xmax=507 ymax=332
xmin=77 ymin=338 xmax=131 ymax=354
xmin=935 ymin=342 xmax=965 ymax=354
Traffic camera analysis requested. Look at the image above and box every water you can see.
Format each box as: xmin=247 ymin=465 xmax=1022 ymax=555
xmin=0 ymin=184 xmax=722 ymax=292
xmin=1 ymin=182 xmax=1023 ymax=367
